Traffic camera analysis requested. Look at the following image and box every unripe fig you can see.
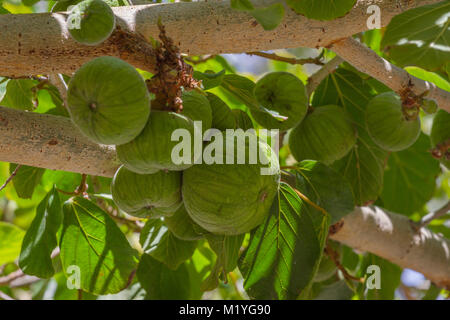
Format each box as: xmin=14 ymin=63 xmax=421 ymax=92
xmin=289 ymin=105 xmax=357 ymax=165
xmin=67 ymin=56 xmax=150 ymax=145
xmin=67 ymin=0 xmax=115 ymax=46
xmin=111 ymin=166 xmax=182 ymax=218
xmin=365 ymin=92 xmax=420 ymax=152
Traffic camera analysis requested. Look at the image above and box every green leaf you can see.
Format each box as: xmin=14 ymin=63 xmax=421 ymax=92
xmin=1 ymin=79 xmax=37 ymax=111
xmin=333 ymin=133 xmax=387 ymax=206
xmin=206 ymin=92 xmax=236 ymax=131
xmin=202 ymin=233 xmax=244 ymax=290
xmin=363 ymin=254 xmax=401 ymax=300
xmin=60 ymin=197 xmax=138 ymax=295
xmin=137 ymin=254 xmax=191 ymax=300
xmin=381 ymin=134 xmax=440 ymax=215
xmin=381 ymin=1 xmax=450 ymax=69
xmin=286 ymin=0 xmax=356 ymax=21
xmin=312 ymin=69 xmax=388 ymax=205
xmin=230 ymin=0 xmax=254 ymax=11
xmin=293 ymin=160 xmax=355 ymax=224
xmin=0 ymin=5 xmax=9 ymax=14
xmin=10 ymin=164 xmax=45 ymax=199
xmin=194 ymin=69 xmax=225 ymax=90
xmin=405 ymin=66 xmax=450 ymax=92
xmin=0 ymin=222 xmax=25 ymax=265
xmin=220 ymin=74 xmax=259 ymax=110
xmin=239 ymin=183 xmax=330 ymax=299
xmin=19 ymin=186 xmax=61 ymax=278
xmin=149 ymin=231 xmax=198 ymax=270
xmin=250 ymin=3 xmax=284 ymax=31
xmin=139 ymin=218 xmax=166 ymax=252
xmin=446 ymin=62 xmax=450 ymax=78
xmin=314 ymin=280 xmax=354 ymax=300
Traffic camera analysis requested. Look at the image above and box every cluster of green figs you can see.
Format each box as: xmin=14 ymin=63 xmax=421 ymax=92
xmin=64 ymin=0 xmax=449 ymax=237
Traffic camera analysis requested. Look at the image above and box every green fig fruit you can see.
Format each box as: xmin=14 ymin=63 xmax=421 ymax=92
xmin=289 ymin=105 xmax=357 ymax=165
xmin=365 ymin=92 xmax=420 ymax=152
xmin=67 ymin=56 xmax=151 ymax=145
xmin=111 ymin=165 xmax=182 ymax=218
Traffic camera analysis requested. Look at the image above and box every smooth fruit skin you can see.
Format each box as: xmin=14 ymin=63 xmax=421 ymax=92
xmin=182 ymin=135 xmax=280 ymax=235
xmin=111 ymin=166 xmax=182 ymax=218
xmin=116 ymin=111 xmax=197 ymax=174
xmin=289 ymin=105 xmax=357 ymax=165
xmin=67 ymin=0 xmax=116 ymax=45
xmin=181 ymin=90 xmax=212 ymax=132
xmin=431 ymin=109 xmax=450 ymax=168
xmin=365 ymin=92 xmax=421 ymax=152
xmin=165 ymin=205 xmax=207 ymax=241
xmin=251 ymin=72 xmax=308 ymax=131
xmin=67 ymin=56 xmax=150 ymax=145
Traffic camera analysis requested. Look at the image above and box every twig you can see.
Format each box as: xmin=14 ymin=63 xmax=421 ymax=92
xmin=292 ymin=187 xmax=328 ymax=216
xmin=0 ymin=165 xmax=21 ymax=193
xmin=419 ymin=202 xmax=450 ymax=228
xmin=246 ymin=51 xmax=325 ymax=66
xmin=325 ymin=242 xmax=364 ymax=283
xmin=184 ymin=54 xmax=217 ymax=65
xmin=306 ymin=56 xmax=344 ymax=96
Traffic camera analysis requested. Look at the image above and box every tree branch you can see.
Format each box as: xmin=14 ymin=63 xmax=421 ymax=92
xmin=246 ymin=51 xmax=325 ymax=66
xmin=331 ymin=37 xmax=450 ymax=112
xmin=330 ymin=206 xmax=450 ymax=289
xmin=0 ymin=106 xmax=119 ymax=177
xmin=306 ymin=56 xmax=344 ymax=96
xmin=419 ymin=202 xmax=450 ymax=228
xmin=0 ymin=107 xmax=448 ymax=287
xmin=0 ymin=0 xmax=440 ymax=76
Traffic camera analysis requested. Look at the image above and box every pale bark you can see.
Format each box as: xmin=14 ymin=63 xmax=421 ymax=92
xmin=332 ymin=38 xmax=450 ymax=112
xmin=0 ymin=0 xmax=439 ymax=76
xmin=0 ymin=107 xmax=449 ymax=287
xmin=0 ymin=106 xmax=119 ymax=177
xmin=330 ymin=206 xmax=450 ymax=289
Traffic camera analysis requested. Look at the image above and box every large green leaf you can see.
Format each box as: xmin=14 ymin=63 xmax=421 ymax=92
xmin=381 ymin=134 xmax=440 ymax=215
xmin=312 ymin=69 xmax=388 ymax=205
xmin=10 ymin=164 xmax=45 ymax=199
xmin=149 ymin=231 xmax=198 ymax=270
xmin=230 ymin=1 xmax=284 ymax=30
xmin=239 ymin=183 xmax=329 ymax=299
xmin=139 ymin=219 xmax=197 ymax=270
xmin=60 ymin=197 xmax=138 ymax=295
xmin=363 ymin=254 xmax=402 ymax=300
xmin=405 ymin=66 xmax=450 ymax=91
xmin=286 ymin=0 xmax=356 ymax=21
xmin=137 ymin=254 xmax=191 ymax=300
xmin=0 ymin=222 xmax=25 ymax=265
xmin=19 ymin=186 xmax=61 ymax=278
xmin=293 ymin=160 xmax=355 ymax=224
xmin=382 ymin=1 xmax=450 ymax=69
xmin=202 ymin=233 xmax=244 ymax=290
xmin=220 ymin=74 xmax=258 ymax=110
xmin=250 ymin=3 xmax=285 ymax=31
xmin=0 ymin=79 xmax=37 ymax=111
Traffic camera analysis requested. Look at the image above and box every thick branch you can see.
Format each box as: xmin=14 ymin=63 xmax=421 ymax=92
xmin=0 ymin=0 xmax=439 ymax=76
xmin=330 ymin=206 xmax=450 ymax=289
xmin=0 ymin=106 xmax=119 ymax=177
xmin=332 ymin=38 xmax=450 ymax=112
xmin=0 ymin=107 xmax=449 ymax=287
